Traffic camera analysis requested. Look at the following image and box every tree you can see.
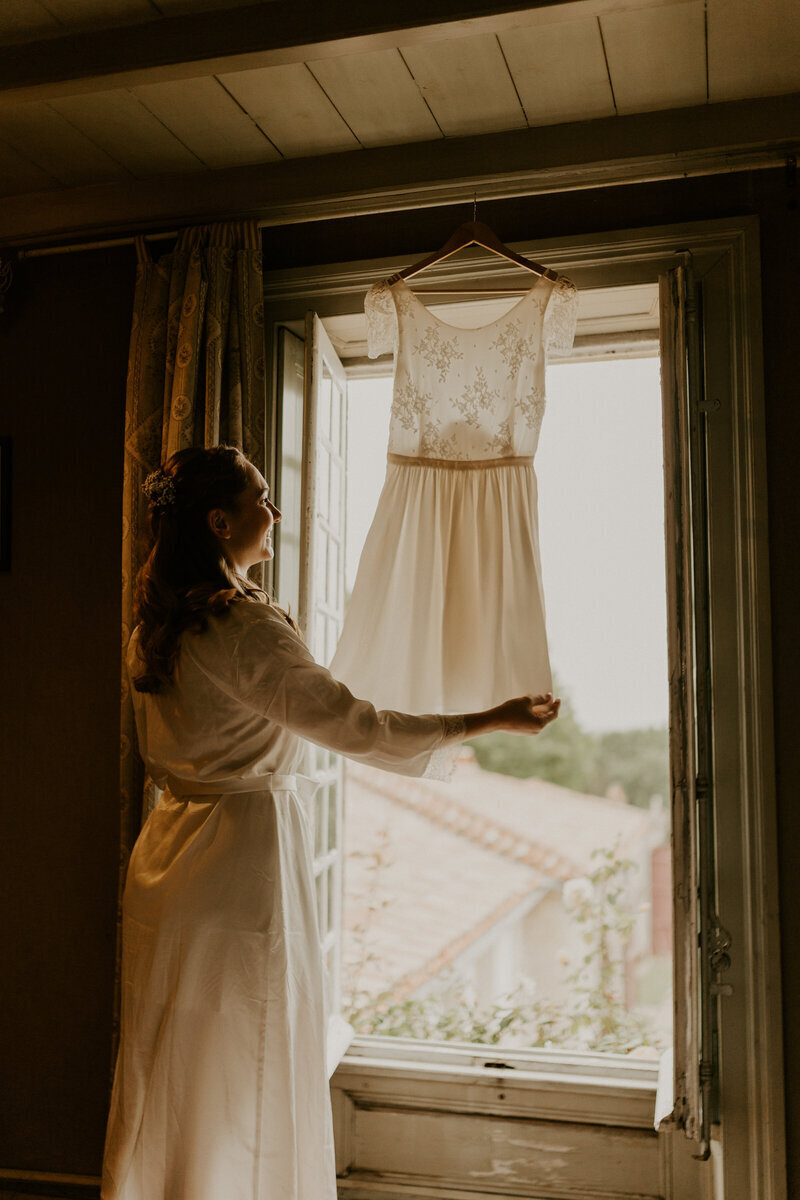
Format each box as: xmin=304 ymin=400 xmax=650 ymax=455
xmin=465 ymin=670 xmax=669 ymax=808
xmin=587 ymin=727 xmax=669 ymax=809
xmin=465 ymin=672 xmax=597 ymax=791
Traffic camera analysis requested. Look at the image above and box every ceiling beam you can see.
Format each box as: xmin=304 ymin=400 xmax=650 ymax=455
xmin=0 ymin=0 xmax=700 ymax=104
xmin=2 ymin=92 xmax=798 ymax=247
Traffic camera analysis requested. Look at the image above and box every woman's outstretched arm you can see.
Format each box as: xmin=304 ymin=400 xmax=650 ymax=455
xmin=214 ymin=608 xmax=559 ymax=779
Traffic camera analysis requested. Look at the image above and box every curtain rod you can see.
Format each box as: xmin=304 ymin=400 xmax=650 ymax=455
xmin=17 ymin=230 xmax=180 ymax=258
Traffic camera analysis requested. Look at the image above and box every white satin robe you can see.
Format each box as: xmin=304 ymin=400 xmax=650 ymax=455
xmin=102 ymin=600 xmax=463 ymax=1200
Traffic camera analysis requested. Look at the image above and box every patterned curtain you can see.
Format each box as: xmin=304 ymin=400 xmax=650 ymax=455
xmin=115 ymin=221 xmax=266 ymax=1064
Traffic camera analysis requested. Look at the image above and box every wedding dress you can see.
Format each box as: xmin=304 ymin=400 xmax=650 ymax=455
xmin=329 ymin=271 xmax=579 ymax=712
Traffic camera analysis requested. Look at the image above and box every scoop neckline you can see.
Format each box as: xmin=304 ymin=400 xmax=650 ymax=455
xmin=392 ymin=273 xmax=553 ymax=333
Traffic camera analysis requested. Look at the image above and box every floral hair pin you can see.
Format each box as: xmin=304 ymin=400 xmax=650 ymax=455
xmin=142 ymin=468 xmax=177 ymax=509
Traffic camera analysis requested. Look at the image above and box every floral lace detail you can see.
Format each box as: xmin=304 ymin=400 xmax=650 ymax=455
xmin=451 ymin=366 xmax=499 ymax=425
xmin=422 ymin=713 xmax=468 ymax=782
xmin=419 ymin=418 xmax=461 ymax=459
xmin=414 ymin=326 xmax=464 ymax=383
xmin=517 ymin=383 xmax=545 ymax=431
xmin=393 ymin=282 xmax=417 ymax=316
xmin=364 ymin=280 xmax=397 ymax=358
xmin=393 ymin=380 xmax=432 ymax=431
xmin=490 ymin=319 xmax=537 ymax=373
xmin=543 ymin=275 xmax=579 ymax=355
xmin=484 ymin=417 xmax=514 ymax=456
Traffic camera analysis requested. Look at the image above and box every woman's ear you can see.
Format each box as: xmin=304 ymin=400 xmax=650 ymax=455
xmin=207 ymin=508 xmax=231 ymax=541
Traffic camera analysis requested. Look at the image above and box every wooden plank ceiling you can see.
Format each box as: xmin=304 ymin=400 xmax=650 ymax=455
xmin=0 ymin=0 xmax=797 ymax=202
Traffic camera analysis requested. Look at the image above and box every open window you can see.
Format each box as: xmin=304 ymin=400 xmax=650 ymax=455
xmin=276 ymin=316 xmax=353 ymax=1075
xmin=657 ymin=260 xmax=719 ymax=1152
xmin=266 ymin=216 xmax=783 ymax=1198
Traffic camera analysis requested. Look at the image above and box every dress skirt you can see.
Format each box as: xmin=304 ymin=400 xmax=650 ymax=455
xmin=330 ymin=457 xmax=553 ymax=714
xmin=101 ymin=775 xmax=337 ymax=1200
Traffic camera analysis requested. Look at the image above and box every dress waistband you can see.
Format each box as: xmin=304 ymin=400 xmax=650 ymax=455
xmin=387 ymin=452 xmax=533 ymax=470
xmin=165 ymin=772 xmax=320 ymax=798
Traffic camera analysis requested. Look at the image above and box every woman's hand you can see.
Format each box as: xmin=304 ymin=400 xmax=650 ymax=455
xmin=495 ymin=691 xmax=561 ymax=735
xmin=460 ymin=691 xmax=561 ymax=740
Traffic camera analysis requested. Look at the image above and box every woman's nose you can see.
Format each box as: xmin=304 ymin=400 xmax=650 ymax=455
xmin=270 ymin=503 xmax=282 ymax=522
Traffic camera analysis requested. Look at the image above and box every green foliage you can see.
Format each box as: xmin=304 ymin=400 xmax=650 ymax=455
xmin=344 ymin=844 xmax=667 ymax=1056
xmin=465 ymin=672 xmax=669 ymax=808
xmin=589 ymin=727 xmax=670 ymax=810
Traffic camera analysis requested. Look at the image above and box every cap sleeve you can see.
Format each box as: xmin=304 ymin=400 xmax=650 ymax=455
xmin=364 ymin=279 xmax=398 ymax=359
xmin=543 ymin=275 xmax=579 ymax=356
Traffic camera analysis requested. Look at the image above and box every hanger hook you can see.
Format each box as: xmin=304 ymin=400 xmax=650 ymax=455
xmin=473 ymin=191 xmax=477 ymax=222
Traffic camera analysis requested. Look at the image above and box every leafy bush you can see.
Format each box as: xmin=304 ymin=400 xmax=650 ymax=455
xmin=344 ymin=846 xmax=667 ymax=1055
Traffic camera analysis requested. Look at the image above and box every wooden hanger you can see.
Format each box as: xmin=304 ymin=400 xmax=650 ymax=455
xmin=387 ymin=217 xmax=559 ymax=295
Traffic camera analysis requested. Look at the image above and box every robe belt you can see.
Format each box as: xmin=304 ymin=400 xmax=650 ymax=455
xmin=164 ymin=772 xmax=321 ymax=798
xmin=387 ymin=452 xmax=534 ymax=470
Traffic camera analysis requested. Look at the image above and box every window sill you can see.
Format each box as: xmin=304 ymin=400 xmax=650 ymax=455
xmin=334 ymin=1034 xmax=658 ymax=1129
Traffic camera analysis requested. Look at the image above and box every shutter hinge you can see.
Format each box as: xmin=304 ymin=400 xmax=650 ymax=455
xmin=709 ymin=912 xmax=733 ymax=995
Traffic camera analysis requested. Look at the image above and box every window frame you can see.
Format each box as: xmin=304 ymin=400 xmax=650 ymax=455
xmin=263 ymin=214 xmax=784 ymax=1200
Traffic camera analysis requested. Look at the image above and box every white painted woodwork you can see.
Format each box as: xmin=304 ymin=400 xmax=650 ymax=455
xmin=707 ymin=0 xmax=800 ymax=101
xmin=658 ymin=263 xmax=704 ymax=1146
xmin=499 ymin=18 xmax=616 ymax=125
xmin=0 ymin=0 xmax=797 ymax=201
xmin=307 ymin=48 xmax=442 ymax=147
xmin=350 ymin=1108 xmax=660 ymax=1195
xmin=50 ymin=89 xmax=205 ymax=177
xmin=694 ymin=232 xmax=787 ymax=1200
xmin=320 ymin=281 xmax=658 ymax=361
xmin=399 ymin=31 xmax=526 ymax=137
xmin=0 ymin=102 xmax=125 ymax=185
xmin=0 ymin=137 xmax=59 ymax=196
xmin=601 ymin=1 xmax=707 ymax=114
xmin=336 ymin=1038 xmax=660 ymax=1127
xmin=131 ymin=76 xmax=280 ymax=168
xmin=299 ymin=314 xmax=351 ymax=1074
xmin=218 ymin=63 xmax=360 ymax=158
xmin=0 ymin=1 xmax=707 ymax=104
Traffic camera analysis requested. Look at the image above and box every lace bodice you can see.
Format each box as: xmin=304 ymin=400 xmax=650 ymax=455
xmin=364 ymin=273 xmax=579 ymax=460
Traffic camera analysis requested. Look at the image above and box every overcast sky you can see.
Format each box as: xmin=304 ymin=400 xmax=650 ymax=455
xmin=345 ymin=356 xmax=668 ymax=734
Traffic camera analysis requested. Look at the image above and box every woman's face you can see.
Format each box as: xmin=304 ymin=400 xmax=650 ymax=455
xmin=209 ymin=463 xmax=282 ymax=573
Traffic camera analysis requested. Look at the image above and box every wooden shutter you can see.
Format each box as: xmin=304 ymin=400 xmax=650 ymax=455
xmin=658 ymin=261 xmax=719 ymax=1153
xmin=298 ymin=313 xmax=353 ymax=1075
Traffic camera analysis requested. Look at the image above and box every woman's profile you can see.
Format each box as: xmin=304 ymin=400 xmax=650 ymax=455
xmin=101 ymin=443 xmax=560 ymax=1199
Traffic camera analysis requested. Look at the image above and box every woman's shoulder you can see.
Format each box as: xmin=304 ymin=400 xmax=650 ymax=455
xmin=201 ymin=596 xmax=308 ymax=656
xmin=225 ymin=596 xmax=299 ymax=632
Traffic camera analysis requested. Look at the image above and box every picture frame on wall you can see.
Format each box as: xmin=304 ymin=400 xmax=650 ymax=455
xmin=0 ymin=436 xmax=11 ymax=571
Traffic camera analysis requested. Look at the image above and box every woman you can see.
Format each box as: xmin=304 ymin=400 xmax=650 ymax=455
xmin=102 ymin=444 xmax=560 ymax=1200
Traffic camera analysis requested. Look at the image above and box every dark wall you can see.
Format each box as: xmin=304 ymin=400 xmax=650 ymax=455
xmin=0 ymin=247 xmax=135 ymax=1175
xmin=0 ymin=166 xmax=797 ymax=1188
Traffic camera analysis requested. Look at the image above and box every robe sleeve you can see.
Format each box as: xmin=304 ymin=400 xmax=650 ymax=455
xmin=543 ymin=275 xmax=579 ymax=355
xmin=364 ymin=280 xmax=398 ymax=359
xmin=228 ymin=610 xmax=466 ymax=781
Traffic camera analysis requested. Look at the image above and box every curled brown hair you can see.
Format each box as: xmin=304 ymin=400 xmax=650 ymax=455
xmin=132 ymin=444 xmax=267 ymax=693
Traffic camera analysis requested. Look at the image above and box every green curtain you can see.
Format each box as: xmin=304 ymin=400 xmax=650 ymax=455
xmin=115 ymin=220 xmax=266 ymax=1063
